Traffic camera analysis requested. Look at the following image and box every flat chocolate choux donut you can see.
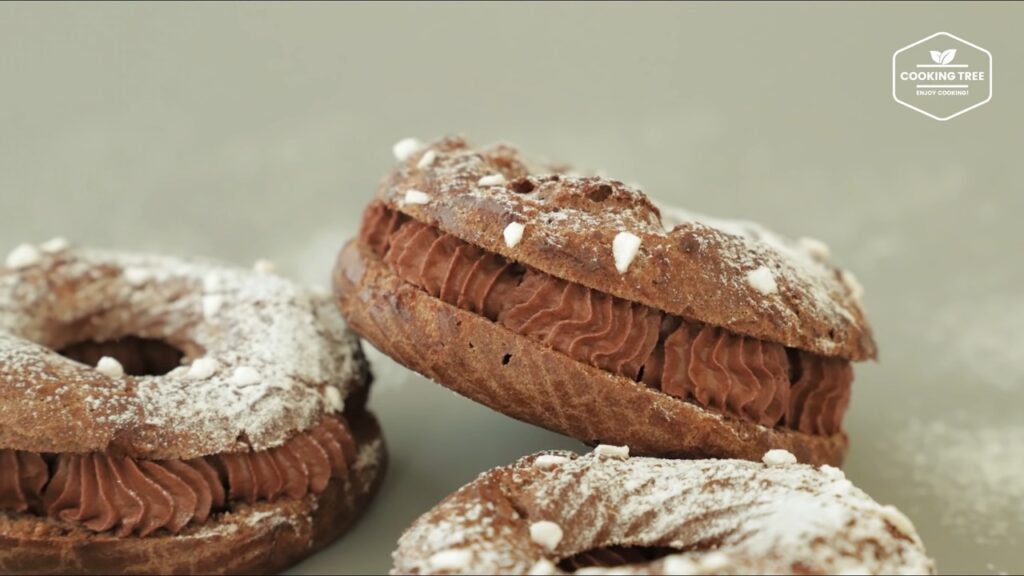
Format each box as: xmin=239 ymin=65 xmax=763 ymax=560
xmin=0 ymin=243 xmax=386 ymax=575
xmin=334 ymin=136 xmax=875 ymax=466
xmin=391 ymin=449 xmax=935 ymax=575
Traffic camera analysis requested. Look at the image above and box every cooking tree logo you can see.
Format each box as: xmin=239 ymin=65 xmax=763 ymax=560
xmin=893 ymin=32 xmax=992 ymax=121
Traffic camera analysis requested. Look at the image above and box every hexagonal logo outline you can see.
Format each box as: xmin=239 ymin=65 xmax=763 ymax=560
xmin=892 ymin=31 xmax=992 ymax=121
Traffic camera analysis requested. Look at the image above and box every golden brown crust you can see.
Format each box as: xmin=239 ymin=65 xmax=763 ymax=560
xmin=0 ymin=410 xmax=386 ymax=576
xmin=335 ymin=241 xmax=846 ymax=465
xmin=375 ymin=137 xmax=875 ymax=361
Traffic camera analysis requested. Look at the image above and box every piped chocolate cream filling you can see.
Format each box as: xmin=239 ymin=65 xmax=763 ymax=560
xmin=0 ymin=416 xmax=356 ymax=537
xmin=362 ymin=203 xmax=852 ymax=435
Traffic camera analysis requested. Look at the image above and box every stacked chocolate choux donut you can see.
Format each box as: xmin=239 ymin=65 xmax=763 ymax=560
xmin=0 ymin=246 xmax=386 ymax=574
xmin=338 ymin=136 xmax=871 ymax=466
xmin=335 ymin=136 xmax=934 ymax=575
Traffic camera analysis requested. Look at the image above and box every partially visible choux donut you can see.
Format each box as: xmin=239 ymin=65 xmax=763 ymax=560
xmin=0 ymin=244 xmax=386 ymax=575
xmin=391 ymin=449 xmax=934 ymax=575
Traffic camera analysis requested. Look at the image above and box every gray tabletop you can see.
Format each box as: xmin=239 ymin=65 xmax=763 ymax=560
xmin=1 ymin=3 xmax=1020 ymax=574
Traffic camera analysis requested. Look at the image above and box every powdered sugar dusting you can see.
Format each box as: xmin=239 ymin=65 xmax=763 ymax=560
xmin=930 ymin=296 xmax=1024 ymax=392
xmin=659 ymin=205 xmax=859 ymax=321
xmin=0 ymin=247 xmax=365 ymax=458
xmin=893 ymin=418 xmax=1024 ymax=545
xmin=393 ymin=494 xmax=523 ymax=574
xmin=393 ymin=452 xmax=935 ymax=575
xmin=379 ymin=138 xmax=871 ymax=359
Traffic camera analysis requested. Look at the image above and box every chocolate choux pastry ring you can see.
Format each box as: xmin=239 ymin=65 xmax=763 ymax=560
xmin=391 ymin=449 xmax=935 ymax=575
xmin=0 ymin=244 xmax=386 ymax=575
xmin=334 ymin=137 xmax=874 ymax=466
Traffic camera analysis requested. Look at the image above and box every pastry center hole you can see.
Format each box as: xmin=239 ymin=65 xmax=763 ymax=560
xmin=558 ymin=546 xmax=682 ymax=571
xmin=59 ymin=337 xmax=185 ymax=376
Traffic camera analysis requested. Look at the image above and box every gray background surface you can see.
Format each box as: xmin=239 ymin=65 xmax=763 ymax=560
xmin=1 ymin=3 xmax=1021 ymax=574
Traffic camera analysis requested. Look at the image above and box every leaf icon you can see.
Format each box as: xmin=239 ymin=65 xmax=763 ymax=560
xmin=930 ymin=50 xmax=944 ymax=64
xmin=940 ymin=49 xmax=957 ymax=64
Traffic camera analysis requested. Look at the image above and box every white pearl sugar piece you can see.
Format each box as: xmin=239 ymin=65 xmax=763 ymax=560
xmin=123 ymin=267 xmax=151 ymax=285
xmin=392 ymin=137 xmax=424 ymax=162
xmin=230 ymin=366 xmax=261 ymax=387
xmin=880 ymin=505 xmax=921 ymax=544
xmin=762 ymin=449 xmax=797 ymax=466
xmin=96 ymin=356 xmax=125 ymax=379
xmin=534 ymin=454 xmax=570 ymax=469
xmin=503 ymin=222 xmax=525 ymax=248
xmin=528 ymin=558 xmax=558 ymax=576
xmin=746 ymin=266 xmax=778 ymax=295
xmin=40 ymin=237 xmax=70 ymax=254
xmin=698 ymin=551 xmax=731 ymax=572
xmin=593 ymin=444 xmax=630 ymax=459
xmin=820 ymin=464 xmax=846 ymax=480
xmin=428 ymin=549 xmax=472 ymax=571
xmin=529 ymin=520 xmax=563 ymax=551
xmin=612 ymin=232 xmax=642 ymax=274
xmin=253 ymin=259 xmax=277 ymax=274
xmin=324 ymin=386 xmax=344 ymax=412
xmin=416 ymin=149 xmax=437 ymax=169
xmin=798 ymin=236 xmax=831 ymax=261
xmin=404 ymin=189 xmax=431 ymax=205
xmin=478 ymin=173 xmax=507 ymax=186
xmin=122 ymin=266 xmax=150 ymax=284
xmin=662 ymin=554 xmax=699 ymax=575
xmin=202 ymin=294 xmax=224 ymax=317
xmin=842 ymin=269 xmax=865 ymax=301
xmin=188 ymin=358 xmax=219 ymax=380
xmin=5 ymin=244 xmax=41 ymax=269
